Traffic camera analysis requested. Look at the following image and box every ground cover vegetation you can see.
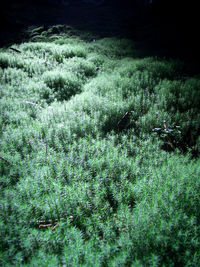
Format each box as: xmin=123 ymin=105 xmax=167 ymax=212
xmin=0 ymin=25 xmax=200 ymax=266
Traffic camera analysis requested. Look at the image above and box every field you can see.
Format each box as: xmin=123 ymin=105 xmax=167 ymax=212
xmin=0 ymin=25 xmax=200 ymax=266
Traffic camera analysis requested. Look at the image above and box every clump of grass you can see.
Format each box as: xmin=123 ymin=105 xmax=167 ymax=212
xmin=27 ymin=25 xmax=89 ymax=42
xmin=135 ymin=57 xmax=185 ymax=80
xmin=43 ymin=70 xmax=82 ymax=101
xmin=21 ymin=42 xmax=87 ymax=59
xmin=88 ymin=38 xmax=136 ymax=58
xmin=1 ymin=67 xmax=28 ymax=85
xmin=63 ymin=57 xmax=97 ymax=77
xmin=0 ymin=52 xmax=24 ymax=69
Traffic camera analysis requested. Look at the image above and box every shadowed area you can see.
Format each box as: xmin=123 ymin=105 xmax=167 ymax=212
xmin=0 ymin=0 xmax=199 ymax=61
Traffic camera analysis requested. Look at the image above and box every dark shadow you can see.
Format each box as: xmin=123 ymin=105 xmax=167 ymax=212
xmin=0 ymin=0 xmax=200 ymax=66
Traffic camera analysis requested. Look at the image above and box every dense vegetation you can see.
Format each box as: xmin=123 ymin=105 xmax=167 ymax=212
xmin=0 ymin=25 xmax=200 ymax=266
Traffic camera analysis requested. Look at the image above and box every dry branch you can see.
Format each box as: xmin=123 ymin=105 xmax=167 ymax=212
xmin=10 ymin=47 xmax=22 ymax=53
xmin=117 ymin=111 xmax=130 ymax=128
xmin=22 ymin=101 xmax=43 ymax=110
xmin=51 ymin=224 xmax=58 ymax=231
xmin=39 ymin=222 xmax=59 ymax=231
xmin=39 ymin=224 xmax=52 ymax=228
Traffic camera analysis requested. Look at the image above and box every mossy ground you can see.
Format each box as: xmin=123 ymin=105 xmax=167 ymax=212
xmin=0 ymin=25 xmax=200 ymax=266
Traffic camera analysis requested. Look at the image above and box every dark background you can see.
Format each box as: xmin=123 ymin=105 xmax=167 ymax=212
xmin=0 ymin=0 xmax=199 ymax=60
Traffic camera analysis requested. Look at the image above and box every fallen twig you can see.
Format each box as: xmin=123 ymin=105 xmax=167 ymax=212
xmin=10 ymin=47 xmax=22 ymax=53
xmin=38 ymin=223 xmax=59 ymax=231
xmin=51 ymin=224 xmax=58 ymax=231
xmin=73 ymin=69 xmax=85 ymax=73
xmin=22 ymin=101 xmax=43 ymax=110
xmin=39 ymin=221 xmax=59 ymax=231
xmin=117 ymin=111 xmax=130 ymax=129
xmin=39 ymin=224 xmax=52 ymax=229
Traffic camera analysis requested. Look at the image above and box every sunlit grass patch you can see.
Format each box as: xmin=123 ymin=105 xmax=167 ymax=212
xmin=87 ymin=52 xmax=107 ymax=67
xmin=21 ymin=42 xmax=87 ymax=59
xmin=1 ymin=67 xmax=28 ymax=85
xmin=1 ymin=30 xmax=200 ymax=266
xmin=38 ymin=90 xmax=129 ymax=140
xmin=126 ymin=155 xmax=200 ymax=266
xmin=63 ymin=57 xmax=97 ymax=77
xmin=0 ymin=98 xmax=30 ymax=128
xmin=0 ymin=52 xmax=24 ymax=69
xmin=43 ymin=69 xmax=82 ymax=101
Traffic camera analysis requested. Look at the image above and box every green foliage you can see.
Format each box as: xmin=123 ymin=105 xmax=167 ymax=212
xmin=0 ymin=26 xmax=200 ymax=266
xmin=43 ymin=70 xmax=82 ymax=101
xmin=135 ymin=57 xmax=185 ymax=80
xmin=88 ymin=38 xmax=136 ymax=58
xmin=0 ymin=52 xmax=24 ymax=69
xmin=21 ymin=42 xmax=87 ymax=59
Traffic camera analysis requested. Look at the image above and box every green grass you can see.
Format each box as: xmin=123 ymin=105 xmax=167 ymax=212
xmin=0 ymin=26 xmax=200 ymax=266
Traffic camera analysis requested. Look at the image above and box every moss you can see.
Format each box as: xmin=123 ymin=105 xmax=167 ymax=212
xmin=0 ymin=29 xmax=200 ymax=266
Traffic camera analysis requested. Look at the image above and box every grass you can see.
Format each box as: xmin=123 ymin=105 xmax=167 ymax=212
xmin=0 ymin=25 xmax=200 ymax=266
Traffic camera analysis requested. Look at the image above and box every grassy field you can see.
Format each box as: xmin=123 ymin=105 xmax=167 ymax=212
xmin=0 ymin=25 xmax=200 ymax=266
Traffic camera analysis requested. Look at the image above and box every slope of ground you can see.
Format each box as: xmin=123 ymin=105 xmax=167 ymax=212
xmin=0 ymin=25 xmax=200 ymax=266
